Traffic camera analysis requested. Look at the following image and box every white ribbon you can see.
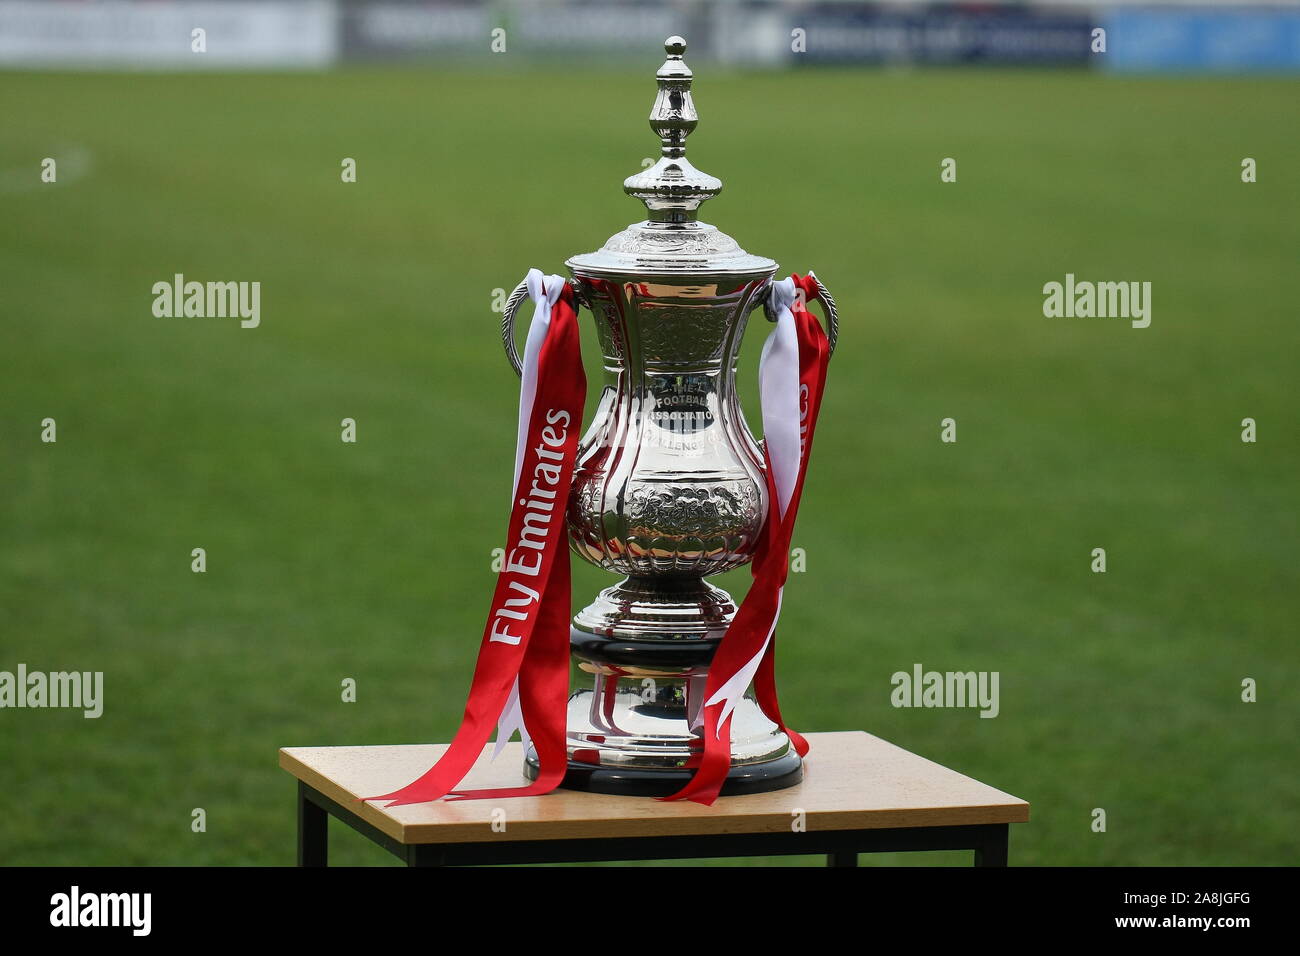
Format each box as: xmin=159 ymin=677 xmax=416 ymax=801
xmin=511 ymin=269 xmax=566 ymax=494
xmin=758 ymin=277 xmax=803 ymax=519
xmin=493 ymin=269 xmax=565 ymax=759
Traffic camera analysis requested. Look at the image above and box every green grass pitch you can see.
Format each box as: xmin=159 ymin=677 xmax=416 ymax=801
xmin=0 ymin=66 xmax=1296 ymax=865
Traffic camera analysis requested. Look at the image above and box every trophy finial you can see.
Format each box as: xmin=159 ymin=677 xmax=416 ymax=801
xmin=623 ymin=36 xmax=722 ymax=223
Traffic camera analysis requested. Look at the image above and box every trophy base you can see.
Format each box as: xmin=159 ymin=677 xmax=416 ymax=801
xmin=521 ymin=673 xmax=803 ymax=797
xmin=551 ymin=576 xmax=802 ymax=797
xmin=524 ymin=749 xmax=803 ymax=797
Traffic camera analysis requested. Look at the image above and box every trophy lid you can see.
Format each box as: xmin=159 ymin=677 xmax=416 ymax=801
xmin=566 ymin=37 xmax=777 ymax=281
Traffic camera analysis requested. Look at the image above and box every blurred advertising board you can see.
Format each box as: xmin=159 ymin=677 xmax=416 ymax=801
xmin=0 ymin=0 xmax=338 ymax=69
xmin=2 ymin=0 xmax=1297 ymax=72
xmin=785 ymin=3 xmax=1096 ymax=65
xmin=1103 ymin=6 xmax=1300 ymax=72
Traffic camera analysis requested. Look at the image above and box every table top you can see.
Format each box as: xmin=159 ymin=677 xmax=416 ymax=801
xmin=280 ymin=731 xmax=1029 ymax=845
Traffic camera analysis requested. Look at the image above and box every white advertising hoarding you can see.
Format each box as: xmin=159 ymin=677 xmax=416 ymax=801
xmin=0 ymin=0 xmax=339 ymax=69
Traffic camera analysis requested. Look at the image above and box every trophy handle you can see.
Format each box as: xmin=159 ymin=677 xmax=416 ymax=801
xmin=809 ymin=274 xmax=839 ymax=358
xmin=761 ymin=275 xmax=838 ymax=358
xmin=500 ymin=277 xmax=588 ymax=377
xmin=499 ymin=279 xmax=531 ymax=377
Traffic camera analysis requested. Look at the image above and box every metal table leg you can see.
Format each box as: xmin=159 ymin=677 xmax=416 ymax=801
xmin=974 ymin=823 xmax=1008 ymax=867
xmin=298 ymin=780 xmax=328 ymax=867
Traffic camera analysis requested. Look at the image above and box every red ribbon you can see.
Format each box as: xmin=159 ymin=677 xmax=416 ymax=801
xmin=365 ymin=284 xmax=585 ymax=807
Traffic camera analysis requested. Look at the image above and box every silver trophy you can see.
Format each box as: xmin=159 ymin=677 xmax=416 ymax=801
xmin=500 ymin=38 xmax=837 ymax=796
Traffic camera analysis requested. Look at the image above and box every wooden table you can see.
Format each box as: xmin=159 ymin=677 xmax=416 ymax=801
xmin=279 ymin=731 xmax=1029 ymax=867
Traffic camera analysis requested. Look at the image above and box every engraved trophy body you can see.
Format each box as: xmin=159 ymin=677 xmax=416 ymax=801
xmin=501 ymin=39 xmax=835 ymax=796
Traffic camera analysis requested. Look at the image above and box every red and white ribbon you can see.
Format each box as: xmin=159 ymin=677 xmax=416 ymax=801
xmin=661 ymin=273 xmax=830 ymax=806
xmin=494 ymin=269 xmax=565 ymax=759
xmin=364 ymin=269 xmax=584 ymax=806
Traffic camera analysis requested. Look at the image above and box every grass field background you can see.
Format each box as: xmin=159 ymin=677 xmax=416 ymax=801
xmin=1 ymin=65 xmax=1296 ymax=865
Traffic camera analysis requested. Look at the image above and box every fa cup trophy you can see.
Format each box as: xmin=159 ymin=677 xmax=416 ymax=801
xmin=369 ymin=36 xmax=836 ymax=809
xmin=506 ymin=37 xmax=836 ymax=798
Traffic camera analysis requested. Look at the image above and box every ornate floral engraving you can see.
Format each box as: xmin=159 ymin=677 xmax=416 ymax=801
xmin=626 ymin=482 xmax=761 ymax=538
